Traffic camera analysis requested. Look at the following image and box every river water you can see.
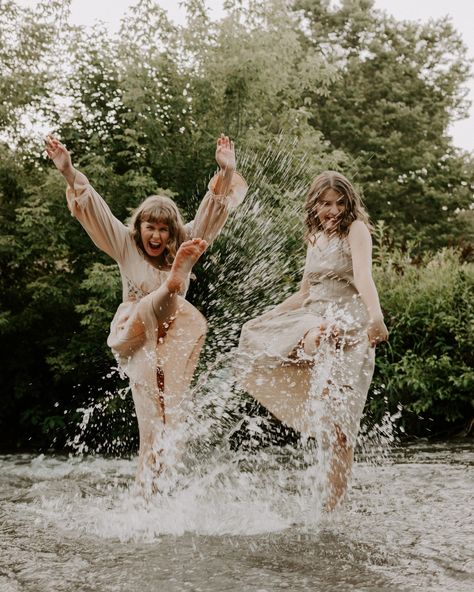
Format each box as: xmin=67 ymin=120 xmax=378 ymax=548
xmin=1 ymin=441 xmax=472 ymax=592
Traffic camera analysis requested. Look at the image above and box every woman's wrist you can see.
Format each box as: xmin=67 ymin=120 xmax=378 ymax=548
xmin=220 ymin=165 xmax=236 ymax=175
xmin=61 ymin=163 xmax=74 ymax=175
xmin=213 ymin=166 xmax=235 ymax=196
xmin=62 ymin=165 xmax=77 ymax=188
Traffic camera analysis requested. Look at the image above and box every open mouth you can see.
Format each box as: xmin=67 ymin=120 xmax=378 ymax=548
xmin=149 ymin=241 xmax=161 ymax=250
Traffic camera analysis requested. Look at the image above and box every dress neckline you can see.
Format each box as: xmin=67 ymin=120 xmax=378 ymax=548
xmin=312 ymin=232 xmax=343 ymax=252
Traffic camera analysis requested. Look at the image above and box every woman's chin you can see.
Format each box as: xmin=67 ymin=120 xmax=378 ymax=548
xmin=323 ymin=220 xmax=338 ymax=233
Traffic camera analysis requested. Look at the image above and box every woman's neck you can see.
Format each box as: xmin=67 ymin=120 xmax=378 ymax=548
xmin=143 ymin=252 xmax=171 ymax=271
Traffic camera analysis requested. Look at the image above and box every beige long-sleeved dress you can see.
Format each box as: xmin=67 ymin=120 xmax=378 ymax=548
xmin=238 ymin=235 xmax=375 ymax=447
xmin=66 ymin=172 xmax=248 ymax=444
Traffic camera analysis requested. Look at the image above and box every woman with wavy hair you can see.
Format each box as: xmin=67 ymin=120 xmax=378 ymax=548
xmin=238 ymin=170 xmax=388 ymax=510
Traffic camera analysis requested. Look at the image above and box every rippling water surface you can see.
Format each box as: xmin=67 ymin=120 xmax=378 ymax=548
xmin=1 ymin=442 xmax=473 ymax=592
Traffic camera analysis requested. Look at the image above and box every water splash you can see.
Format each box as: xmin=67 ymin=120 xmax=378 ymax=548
xmin=3 ymin=446 xmax=472 ymax=592
xmin=66 ymin=367 xmax=136 ymax=456
xmin=59 ymin=137 xmax=401 ymax=538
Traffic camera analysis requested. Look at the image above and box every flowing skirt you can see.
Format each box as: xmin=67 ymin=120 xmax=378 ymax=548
xmin=237 ymin=285 xmax=375 ymax=446
xmin=107 ymin=295 xmax=207 ymax=472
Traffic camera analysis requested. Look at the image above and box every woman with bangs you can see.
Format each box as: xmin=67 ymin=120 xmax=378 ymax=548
xmin=238 ymin=170 xmax=388 ymax=511
xmin=45 ymin=134 xmax=248 ymax=492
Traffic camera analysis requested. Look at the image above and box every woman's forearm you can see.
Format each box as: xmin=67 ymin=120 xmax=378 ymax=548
xmin=354 ymin=272 xmax=383 ymax=321
xmin=45 ymin=136 xmax=89 ymax=189
xmin=212 ymin=166 xmax=235 ymax=196
xmin=274 ymin=291 xmax=306 ymax=313
xmin=61 ymin=165 xmax=89 ymax=189
xmin=263 ymin=278 xmax=309 ymax=317
xmin=58 ymin=163 xmax=76 ymax=188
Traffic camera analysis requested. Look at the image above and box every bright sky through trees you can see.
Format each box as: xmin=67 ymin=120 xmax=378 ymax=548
xmin=15 ymin=0 xmax=474 ymax=151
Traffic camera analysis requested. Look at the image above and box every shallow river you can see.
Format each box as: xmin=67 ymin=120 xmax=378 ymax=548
xmin=1 ymin=441 xmax=473 ymax=592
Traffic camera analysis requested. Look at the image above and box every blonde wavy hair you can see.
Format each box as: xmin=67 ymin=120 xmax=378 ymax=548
xmin=304 ymin=170 xmax=371 ymax=242
xmin=129 ymin=195 xmax=187 ymax=267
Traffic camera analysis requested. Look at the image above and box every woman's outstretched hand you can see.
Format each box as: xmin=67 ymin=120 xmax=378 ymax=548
xmin=368 ymin=317 xmax=389 ymax=348
xmin=44 ymin=135 xmax=77 ymax=187
xmin=215 ymin=133 xmax=236 ymax=171
xmin=44 ymin=135 xmax=72 ymax=173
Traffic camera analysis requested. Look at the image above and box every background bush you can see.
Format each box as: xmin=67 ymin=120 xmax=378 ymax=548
xmin=0 ymin=0 xmax=473 ymax=449
xmin=370 ymin=241 xmax=473 ymax=436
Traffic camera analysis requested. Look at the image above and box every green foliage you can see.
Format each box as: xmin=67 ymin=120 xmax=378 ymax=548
xmin=0 ymin=0 xmax=473 ymax=449
xmin=0 ymin=0 xmax=65 ymax=131
xmin=75 ymin=263 xmax=121 ymax=329
xmin=370 ymin=245 xmax=474 ymax=434
xmin=295 ymin=0 xmax=474 ymax=248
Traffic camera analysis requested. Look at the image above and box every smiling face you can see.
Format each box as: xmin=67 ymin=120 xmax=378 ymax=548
xmin=316 ymin=188 xmax=345 ymax=233
xmin=130 ymin=195 xmax=187 ymax=268
xmin=304 ymin=171 xmax=370 ymax=241
xmin=139 ymin=219 xmax=170 ymax=258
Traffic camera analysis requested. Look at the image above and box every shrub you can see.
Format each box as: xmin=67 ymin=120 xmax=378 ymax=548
xmin=370 ymin=246 xmax=473 ymax=436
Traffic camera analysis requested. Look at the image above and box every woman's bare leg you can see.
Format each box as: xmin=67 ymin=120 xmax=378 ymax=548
xmin=150 ymin=239 xmax=208 ymax=332
xmin=315 ymin=381 xmax=354 ymax=512
xmin=135 ymin=239 xmax=207 ymax=491
xmin=132 ymin=382 xmax=166 ymax=492
xmin=303 ymin=324 xmax=340 ymax=357
xmin=325 ymin=426 xmax=354 ymax=511
xmin=113 ymin=239 xmax=208 ymax=352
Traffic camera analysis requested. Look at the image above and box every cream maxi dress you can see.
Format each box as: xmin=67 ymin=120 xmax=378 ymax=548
xmin=238 ymin=234 xmax=375 ymax=447
xmin=66 ymin=172 xmax=248 ymax=462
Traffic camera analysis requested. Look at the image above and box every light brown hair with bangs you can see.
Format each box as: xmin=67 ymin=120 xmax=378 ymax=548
xmin=129 ymin=195 xmax=187 ymax=267
xmin=304 ymin=170 xmax=371 ymax=243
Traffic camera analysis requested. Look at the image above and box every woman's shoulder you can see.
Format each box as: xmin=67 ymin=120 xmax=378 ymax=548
xmin=122 ymin=229 xmax=139 ymax=253
xmin=348 ymin=220 xmax=371 ymax=240
xmin=349 ymin=219 xmax=369 ymax=231
xmin=119 ymin=232 xmax=150 ymax=269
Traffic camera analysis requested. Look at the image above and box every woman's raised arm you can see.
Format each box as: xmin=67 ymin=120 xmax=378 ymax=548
xmin=45 ymin=135 xmax=128 ymax=262
xmin=186 ymin=134 xmax=248 ymax=245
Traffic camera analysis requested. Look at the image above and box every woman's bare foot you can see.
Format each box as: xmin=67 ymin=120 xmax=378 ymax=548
xmin=166 ymin=239 xmax=207 ymax=293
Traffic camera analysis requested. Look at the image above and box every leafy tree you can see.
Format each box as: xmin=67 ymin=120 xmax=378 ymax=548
xmin=294 ymin=0 xmax=474 ymax=248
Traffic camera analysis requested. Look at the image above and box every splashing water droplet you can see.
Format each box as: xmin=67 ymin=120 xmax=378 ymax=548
xmin=63 ymin=137 xmax=401 ymax=531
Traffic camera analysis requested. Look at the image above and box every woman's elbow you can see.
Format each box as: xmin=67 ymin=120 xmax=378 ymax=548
xmin=353 ymin=270 xmax=373 ymax=291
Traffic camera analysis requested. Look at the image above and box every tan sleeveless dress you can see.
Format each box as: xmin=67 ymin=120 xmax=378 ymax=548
xmin=238 ymin=234 xmax=375 ymax=446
